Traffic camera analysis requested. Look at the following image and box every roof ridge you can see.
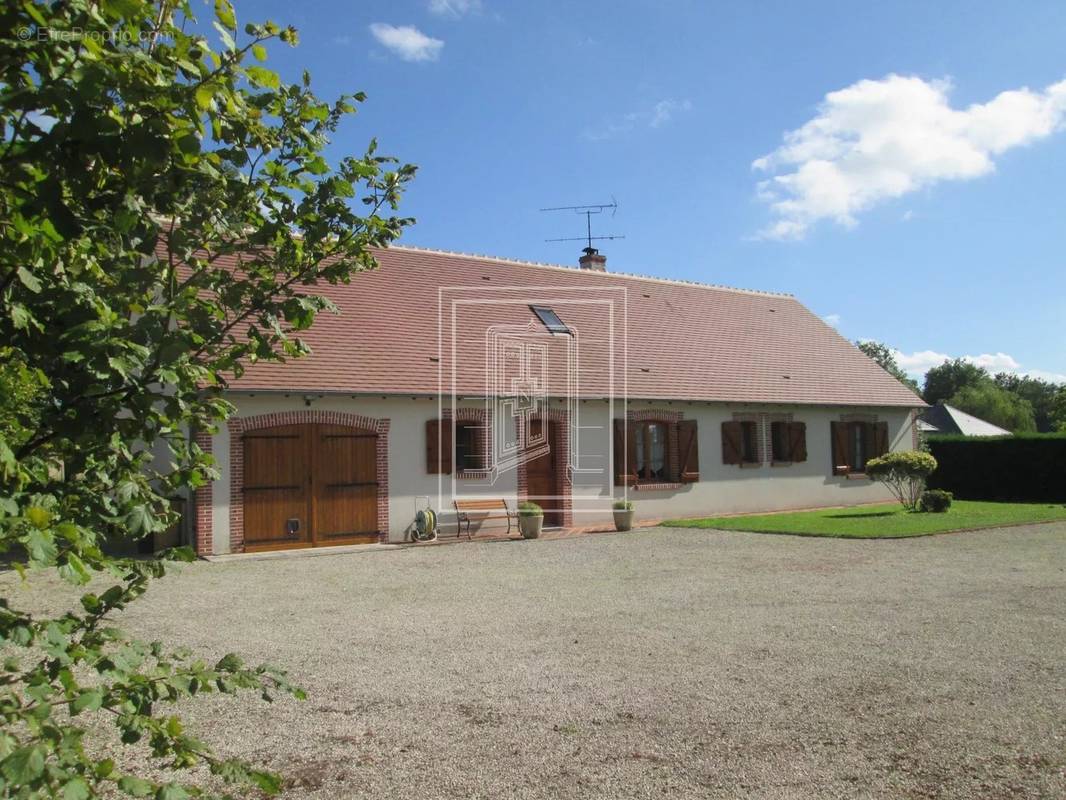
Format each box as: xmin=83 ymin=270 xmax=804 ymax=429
xmin=385 ymin=244 xmax=794 ymax=299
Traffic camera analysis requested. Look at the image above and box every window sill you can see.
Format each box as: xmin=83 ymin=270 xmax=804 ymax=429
xmin=739 ymin=461 xmax=762 ymax=469
xmin=632 ymin=482 xmax=685 ymax=491
xmin=456 ymin=469 xmax=491 ymax=480
xmin=771 ymin=461 xmax=793 ymax=467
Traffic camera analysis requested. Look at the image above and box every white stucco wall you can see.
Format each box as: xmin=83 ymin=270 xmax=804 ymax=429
xmin=199 ymin=393 xmax=917 ymax=553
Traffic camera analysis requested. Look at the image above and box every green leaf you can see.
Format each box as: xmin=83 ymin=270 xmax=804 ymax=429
xmin=62 ymin=776 xmax=91 ymax=800
xmin=26 ymin=506 xmax=52 ymax=529
xmin=249 ymin=770 xmax=283 ymax=794
xmin=157 ymin=784 xmax=190 ymax=800
xmin=252 ymin=43 xmax=267 ymax=61
xmin=118 ymin=776 xmax=154 ymax=797
xmin=194 ymin=85 xmax=214 ymax=111
xmin=23 ymin=529 xmax=58 ymax=564
xmin=72 ymin=689 xmax=103 ymax=714
xmin=125 ymin=505 xmax=156 ymax=536
xmin=214 ymin=0 xmax=236 ymax=30
xmin=245 ymin=67 xmax=280 ymax=90
xmin=1 ymin=745 xmax=46 ymax=783
xmin=16 ymin=267 xmax=42 ymax=293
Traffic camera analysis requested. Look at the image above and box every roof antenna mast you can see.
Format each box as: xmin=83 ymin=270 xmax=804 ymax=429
xmin=540 ymin=197 xmax=625 ymax=257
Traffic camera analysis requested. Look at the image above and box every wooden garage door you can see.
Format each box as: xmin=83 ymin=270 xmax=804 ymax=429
xmin=243 ymin=423 xmax=379 ymax=551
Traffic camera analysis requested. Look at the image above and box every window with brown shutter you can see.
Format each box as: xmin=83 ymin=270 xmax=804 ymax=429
xmin=454 ymin=421 xmax=485 ymax=471
xmin=677 ymin=419 xmax=699 ymax=482
xmin=740 ymin=421 xmax=759 ymax=464
xmin=425 ymin=419 xmax=453 ymax=475
xmin=612 ymin=418 xmax=632 ymax=486
xmin=830 ymin=420 xmax=849 ymax=475
xmin=771 ymin=421 xmax=790 ymax=463
xmin=721 ymin=420 xmax=742 ymax=465
xmin=771 ymin=421 xmax=807 ymax=464
xmin=831 ymin=419 xmax=887 ymax=475
xmin=788 ymin=422 xmax=807 ymax=462
xmin=613 ymin=417 xmax=696 ymax=486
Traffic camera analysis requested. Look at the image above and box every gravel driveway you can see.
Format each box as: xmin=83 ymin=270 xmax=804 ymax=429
xmin=7 ymin=524 xmax=1066 ymax=798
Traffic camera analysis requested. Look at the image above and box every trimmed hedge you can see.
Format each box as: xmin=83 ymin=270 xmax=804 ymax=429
xmin=926 ymin=433 xmax=1066 ymax=502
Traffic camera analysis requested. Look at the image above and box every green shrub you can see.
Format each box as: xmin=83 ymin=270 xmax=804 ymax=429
xmin=919 ymin=489 xmax=953 ymax=513
xmin=865 ymin=451 xmax=938 ymax=511
xmin=612 ymin=499 xmax=634 ymax=511
xmin=927 ymin=434 xmax=1066 ymax=502
xmin=517 ymin=501 xmax=543 ymax=517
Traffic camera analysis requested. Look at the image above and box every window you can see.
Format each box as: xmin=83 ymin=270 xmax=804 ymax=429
xmin=454 ymin=421 xmax=484 ymax=471
xmin=634 ymin=421 xmax=668 ymax=480
xmin=831 ymin=420 xmax=888 ymax=476
xmin=426 ymin=418 xmax=487 ymax=475
xmin=530 ymin=305 xmax=570 ymax=335
xmin=613 ymin=418 xmax=699 ymax=486
xmin=723 ymin=418 xmax=808 ymax=467
xmin=740 ymin=421 xmax=760 ymax=464
xmin=721 ymin=420 xmax=761 ymax=466
xmin=771 ymin=421 xmax=790 ymax=462
xmin=770 ymin=421 xmax=807 ymax=464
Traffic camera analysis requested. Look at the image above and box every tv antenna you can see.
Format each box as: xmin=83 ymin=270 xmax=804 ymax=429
xmin=541 ymin=198 xmax=625 ymax=253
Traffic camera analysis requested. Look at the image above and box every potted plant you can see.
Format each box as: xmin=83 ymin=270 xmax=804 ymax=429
xmin=612 ymin=499 xmax=635 ymax=531
xmin=517 ymin=501 xmax=544 ymax=539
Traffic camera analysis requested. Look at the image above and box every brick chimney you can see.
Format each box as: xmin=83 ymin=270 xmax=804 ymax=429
xmin=578 ymin=246 xmax=607 ymax=271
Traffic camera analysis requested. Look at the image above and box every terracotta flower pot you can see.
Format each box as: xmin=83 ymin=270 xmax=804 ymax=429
xmin=519 ymin=514 xmax=543 ymax=539
xmin=613 ymin=509 xmax=635 ymax=532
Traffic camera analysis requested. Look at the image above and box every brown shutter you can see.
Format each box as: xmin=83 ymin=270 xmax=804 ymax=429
xmin=626 ymin=420 xmax=639 ymax=484
xmin=677 ymin=419 xmax=700 ymax=482
xmin=874 ymin=421 xmax=889 ymax=457
xmin=788 ymin=422 xmax=807 ymax=463
xmin=425 ymin=419 xmax=452 ymax=475
xmin=721 ymin=421 xmax=742 ymax=465
xmin=831 ymin=421 xmax=849 ymax=475
xmin=612 ymin=418 xmax=627 ymax=486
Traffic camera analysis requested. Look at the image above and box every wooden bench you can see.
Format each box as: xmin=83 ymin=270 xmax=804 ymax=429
xmin=453 ymin=499 xmax=516 ymax=538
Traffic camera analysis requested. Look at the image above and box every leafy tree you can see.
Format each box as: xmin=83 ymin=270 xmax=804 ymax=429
xmin=1052 ymin=389 xmax=1066 ymax=433
xmin=856 ymin=340 xmax=919 ymax=393
xmin=0 ymin=1 xmax=413 ymax=797
xmin=993 ymin=373 xmax=1064 ymax=432
xmin=949 ymin=383 xmax=1037 ymax=433
xmin=922 ymin=358 xmax=989 ymax=405
xmin=865 ymin=451 xmax=938 ymax=511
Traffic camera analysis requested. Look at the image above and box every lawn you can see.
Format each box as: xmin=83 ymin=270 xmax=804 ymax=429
xmin=663 ymin=499 xmax=1066 ymax=538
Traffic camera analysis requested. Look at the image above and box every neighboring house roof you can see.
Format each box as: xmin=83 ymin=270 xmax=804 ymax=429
xmin=184 ymin=244 xmax=924 ymax=407
xmin=920 ymin=402 xmax=1012 ymax=436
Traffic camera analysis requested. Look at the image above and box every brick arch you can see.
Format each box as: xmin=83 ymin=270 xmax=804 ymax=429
xmin=228 ymin=410 xmax=390 ymax=552
xmin=516 ymin=407 xmax=572 ymax=527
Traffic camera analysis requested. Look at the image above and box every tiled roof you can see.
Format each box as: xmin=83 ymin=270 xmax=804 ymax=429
xmin=196 ymin=245 xmax=924 ymax=407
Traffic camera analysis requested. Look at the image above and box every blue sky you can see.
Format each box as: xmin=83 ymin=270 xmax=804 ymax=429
xmin=226 ymin=0 xmax=1066 ymax=381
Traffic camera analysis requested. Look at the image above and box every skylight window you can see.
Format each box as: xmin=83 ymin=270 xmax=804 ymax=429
xmin=530 ymin=305 xmax=570 ymax=335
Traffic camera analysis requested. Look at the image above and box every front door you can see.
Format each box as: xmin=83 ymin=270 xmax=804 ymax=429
xmin=525 ymin=419 xmax=562 ymax=527
xmin=242 ymin=423 xmax=379 ymax=551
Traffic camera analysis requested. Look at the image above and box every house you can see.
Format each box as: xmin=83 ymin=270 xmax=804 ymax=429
xmin=919 ymin=401 xmax=1012 ymax=437
xmin=186 ymin=245 xmax=924 ymax=555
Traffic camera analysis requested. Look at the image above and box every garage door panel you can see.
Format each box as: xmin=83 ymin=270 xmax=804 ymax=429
xmin=241 ymin=422 xmax=379 ymax=550
xmin=314 ymin=425 xmax=379 ymax=542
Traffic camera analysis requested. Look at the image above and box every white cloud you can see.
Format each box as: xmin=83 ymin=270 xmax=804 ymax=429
xmin=583 ymin=98 xmax=692 ymax=141
xmin=428 ymin=0 xmax=481 ymax=17
xmin=369 ymin=23 xmax=444 ymax=62
xmin=891 ymin=349 xmax=1065 ymax=382
xmin=753 ymin=74 xmax=1066 ymax=239
xmin=821 ymin=313 xmax=841 ymax=327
